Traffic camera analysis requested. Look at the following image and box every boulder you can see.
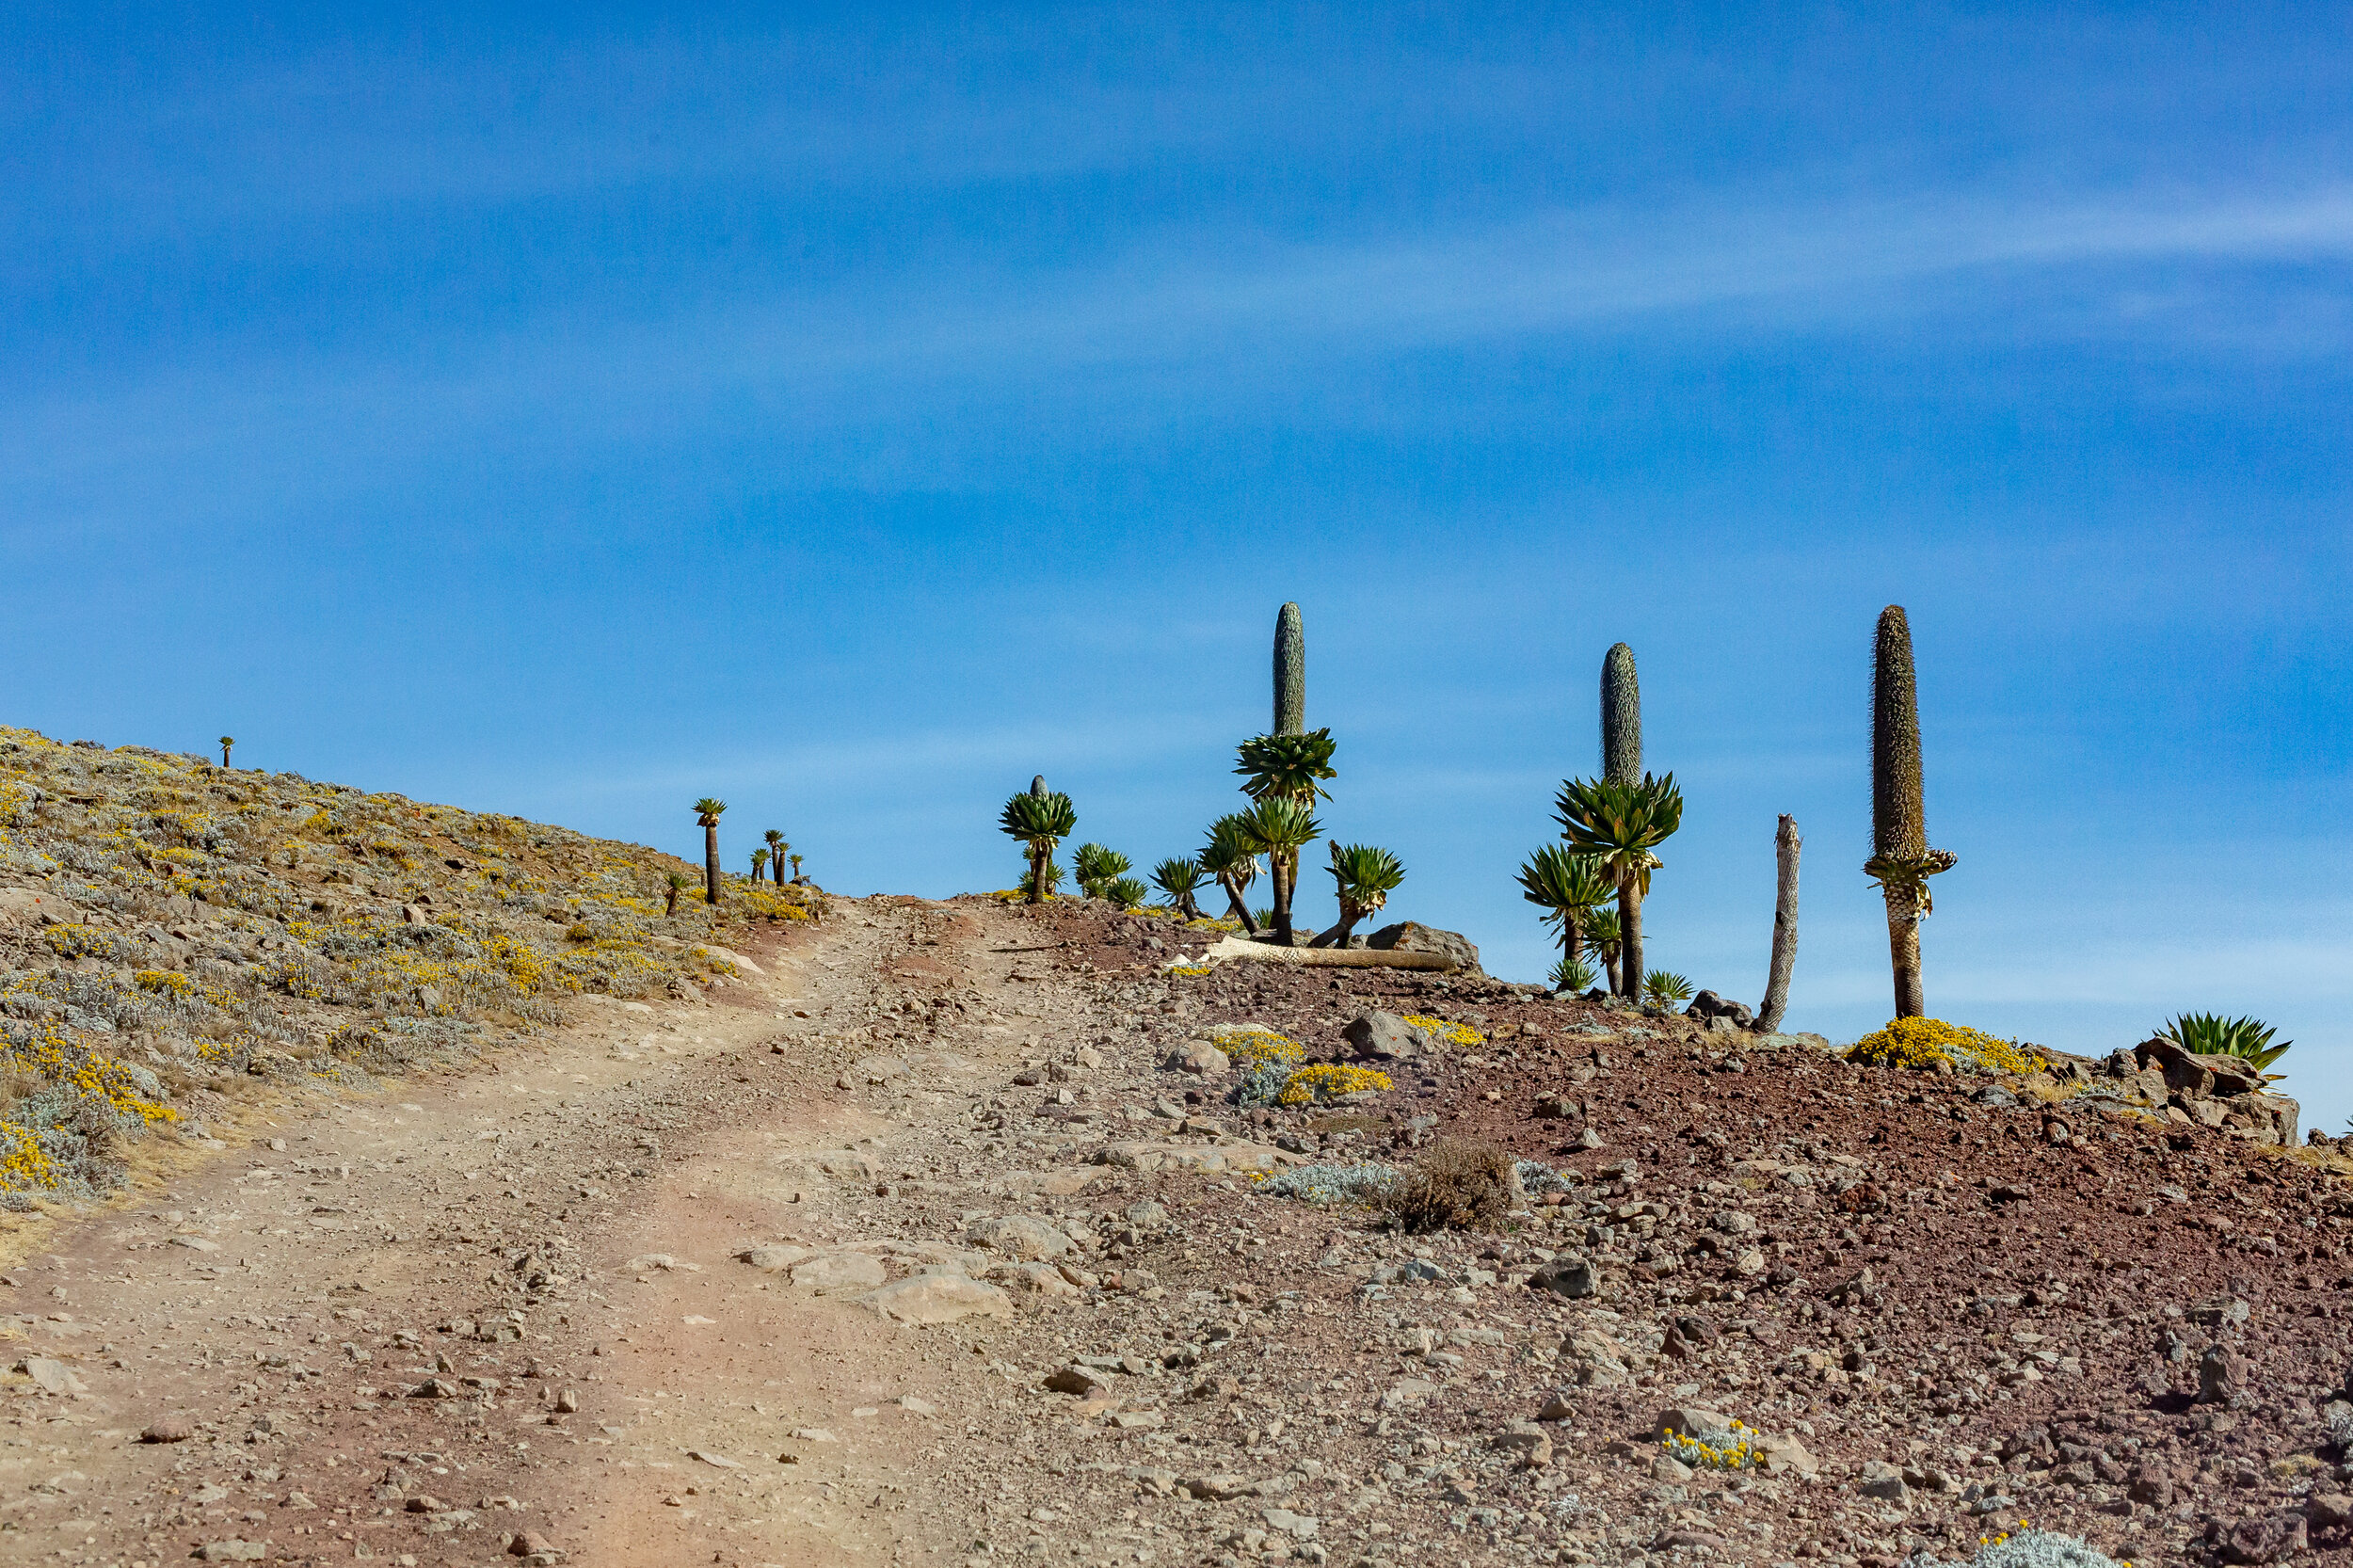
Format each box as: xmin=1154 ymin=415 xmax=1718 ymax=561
xmin=789 ymin=1252 xmax=888 ymax=1293
xmin=2135 ymin=1035 xmax=2267 ymax=1098
xmin=1166 ymin=1040 xmax=1229 ymax=1076
xmin=1342 ymin=1011 xmax=1422 ymax=1062
xmin=857 ymin=1273 xmax=1013 ymax=1325
xmin=1364 ymin=922 xmax=1481 ymax=974
xmin=965 ymin=1215 xmax=1074 ymax=1260
xmin=1686 ymin=990 xmax=1756 ymax=1030
xmin=1528 ymin=1258 xmax=1600 ymax=1298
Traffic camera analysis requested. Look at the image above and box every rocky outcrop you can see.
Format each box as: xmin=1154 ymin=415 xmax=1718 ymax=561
xmin=2084 ymin=1037 xmax=2300 ymax=1145
xmin=1364 ymin=921 xmax=1481 ymax=973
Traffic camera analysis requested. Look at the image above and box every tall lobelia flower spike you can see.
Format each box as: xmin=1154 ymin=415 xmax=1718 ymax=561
xmin=1865 ymin=606 xmax=1956 ymax=1018
xmin=1274 ymin=602 xmax=1305 ymax=738
xmin=1601 ymin=644 xmax=1641 ymax=787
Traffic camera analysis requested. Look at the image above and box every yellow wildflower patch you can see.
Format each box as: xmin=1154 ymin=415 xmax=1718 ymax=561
xmin=1403 ymin=1014 xmax=1484 ymax=1048
xmin=1846 ymin=1016 xmax=2035 ymax=1077
xmin=1275 ymin=1064 xmax=1393 ymax=1106
xmin=1212 ymin=1027 xmax=1303 ymax=1072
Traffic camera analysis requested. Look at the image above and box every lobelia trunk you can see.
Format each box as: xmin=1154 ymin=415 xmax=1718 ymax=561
xmin=664 ymin=884 xmax=680 ymax=917
xmin=1271 ymin=855 xmax=1295 ymax=946
xmin=1757 ymin=815 xmax=1801 ymax=1032
xmin=1884 ymin=885 xmax=1925 ymax=1018
xmin=703 ymin=825 xmax=721 ymax=904
xmin=1617 ymin=881 xmax=1644 ymax=1000
xmin=1028 ymin=846 xmax=1048 ymax=904
xmin=1222 ymin=874 xmax=1259 ymax=934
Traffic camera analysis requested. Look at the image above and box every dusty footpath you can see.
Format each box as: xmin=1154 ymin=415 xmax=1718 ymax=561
xmin=6 ymin=896 xmax=2353 ymax=1568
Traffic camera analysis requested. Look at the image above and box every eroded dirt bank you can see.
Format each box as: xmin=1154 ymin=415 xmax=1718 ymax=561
xmin=6 ymin=896 xmax=2350 ymax=1568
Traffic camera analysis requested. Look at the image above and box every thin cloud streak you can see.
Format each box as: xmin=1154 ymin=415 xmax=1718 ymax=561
xmin=10 ymin=181 xmax=2353 ymax=509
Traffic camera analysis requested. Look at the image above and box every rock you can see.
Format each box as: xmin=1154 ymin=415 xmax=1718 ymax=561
xmin=1574 ymin=1127 xmax=1606 ymax=1150
xmin=2307 ymin=1493 xmax=2353 ymax=1530
xmin=1491 ymin=1420 xmax=1553 ymax=1465
xmin=966 ymin=1215 xmax=1074 ymax=1260
xmin=1537 ymin=1391 xmax=1577 ymax=1421
xmin=1093 ymin=1141 xmax=1288 ymax=1174
xmin=1262 ymin=1507 xmax=1320 ymax=1539
xmin=2126 ymin=1464 xmax=2174 ymax=1507
xmin=1167 ymin=1041 xmax=1229 ymax=1075
xmin=2222 ymin=1512 xmax=2310 ymax=1564
xmin=2136 ymin=1034 xmax=2267 ymax=1098
xmin=139 ymin=1418 xmax=195 ymax=1443
xmin=411 ymin=1378 xmax=463 ymax=1400
xmin=2200 ymin=1343 xmax=2250 ymax=1407
xmin=195 ymin=1544 xmax=268 ymax=1562
xmin=858 ymin=1274 xmax=1014 ymax=1325
xmin=1857 ymin=1460 xmax=1908 ymax=1501
xmin=1686 ymin=991 xmax=1756 ymax=1029
xmin=1527 ymin=1258 xmax=1599 ymax=1298
xmin=507 ymin=1532 xmax=556 ymax=1558
xmin=686 ymin=1449 xmax=743 ymax=1468
xmin=407 ymin=1495 xmax=447 ymax=1512
xmin=624 ymin=1253 xmax=698 ymax=1273
xmin=1379 ymin=1377 xmax=1438 ymax=1409
xmin=1652 ymin=1455 xmax=1695 ymax=1482
xmin=1364 ymin=922 xmax=1482 ymax=974
xmin=1652 ymin=1406 xmax=1737 ymax=1444
xmin=736 ymin=1244 xmax=813 ymax=1272
xmin=1753 ymin=1432 xmax=1818 ymax=1479
xmin=1342 ymin=1011 xmax=1423 ymax=1061
xmin=1045 ymin=1365 xmax=1108 ymax=1396
xmin=15 ymin=1356 xmax=85 ymax=1396
xmin=790 ymin=1252 xmax=888 ymax=1292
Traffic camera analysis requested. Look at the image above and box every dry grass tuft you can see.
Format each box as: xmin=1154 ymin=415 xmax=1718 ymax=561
xmin=1376 ymin=1137 xmax=1520 ymax=1233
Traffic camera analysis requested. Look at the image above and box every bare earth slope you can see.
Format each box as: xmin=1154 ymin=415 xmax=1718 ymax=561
xmin=5 ymin=892 xmax=2350 ymax=1568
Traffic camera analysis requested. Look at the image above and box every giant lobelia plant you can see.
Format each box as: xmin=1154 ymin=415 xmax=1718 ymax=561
xmin=1234 ymin=728 xmax=1336 ymax=945
xmin=1000 ymin=783 xmax=1078 ymax=906
xmin=1865 ymin=607 xmax=1956 ymax=1019
xmin=1516 ymin=844 xmax=1614 ymax=988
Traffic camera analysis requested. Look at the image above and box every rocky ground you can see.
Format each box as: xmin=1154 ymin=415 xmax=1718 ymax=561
xmin=1 ymin=822 xmax=2348 ymax=1567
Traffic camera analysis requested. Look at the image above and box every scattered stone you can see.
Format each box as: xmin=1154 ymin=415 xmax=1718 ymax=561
xmin=139 ymin=1417 xmax=195 ymax=1443
xmin=858 ymin=1274 xmax=1014 ymax=1325
xmin=195 ymin=1544 xmax=268 ymax=1563
xmin=790 ymin=1252 xmax=888 ymax=1292
xmin=966 ymin=1215 xmax=1075 ymax=1259
xmin=1857 ymin=1459 xmax=1908 ymax=1501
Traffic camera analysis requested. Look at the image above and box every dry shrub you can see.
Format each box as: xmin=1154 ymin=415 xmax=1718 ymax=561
xmin=1376 ymin=1137 xmax=1520 ymax=1233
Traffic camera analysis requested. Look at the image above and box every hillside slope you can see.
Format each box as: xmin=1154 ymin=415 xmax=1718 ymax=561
xmin=0 ymin=727 xmax=815 ymax=1202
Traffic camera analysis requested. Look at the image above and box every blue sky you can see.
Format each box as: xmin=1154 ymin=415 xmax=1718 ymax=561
xmin=6 ymin=5 xmax=2348 ymax=1121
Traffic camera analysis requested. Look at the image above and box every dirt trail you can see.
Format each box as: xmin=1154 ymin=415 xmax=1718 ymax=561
xmin=2 ymin=895 xmax=1042 ymax=1568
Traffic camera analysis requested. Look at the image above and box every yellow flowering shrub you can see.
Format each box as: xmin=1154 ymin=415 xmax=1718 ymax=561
xmin=42 ymin=923 xmax=123 ymax=961
xmin=1213 ymin=1027 xmax=1303 ymax=1071
xmin=133 ymin=969 xmax=194 ymax=999
xmin=1661 ymin=1417 xmax=1760 ymax=1470
xmin=1403 ymin=1014 xmax=1484 ymax=1048
xmin=1165 ymin=963 xmax=1213 ymax=978
xmin=1846 ymin=1016 xmax=2035 ymax=1077
xmin=0 ymin=1123 xmax=56 ymax=1191
xmin=1276 ymin=1064 xmax=1393 ymax=1105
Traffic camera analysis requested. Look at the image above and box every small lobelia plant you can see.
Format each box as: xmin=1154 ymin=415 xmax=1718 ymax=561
xmin=750 ymin=847 xmax=770 ymax=882
xmin=1642 ymin=969 xmax=1695 ymax=1008
xmin=1105 ymin=876 xmax=1147 ymax=910
xmin=1151 ymin=856 xmax=1208 ymax=920
xmin=1072 ymin=842 xmax=1130 ymax=899
xmin=2160 ymin=1013 xmax=2291 ymax=1072
xmin=1550 ymin=953 xmax=1598 ymax=993
xmin=1555 ymin=774 xmax=1682 ymax=1000
xmin=219 ymin=735 xmax=235 ymax=768
xmin=764 ymin=828 xmax=787 ymax=885
xmin=1199 ymin=814 xmax=1264 ymax=933
xmin=664 ymin=870 xmax=686 ymax=918
xmin=1581 ymin=905 xmax=1623 ymax=994
xmin=694 ymin=798 xmax=728 ymax=904
xmin=1312 ymin=842 xmax=1403 ymax=948
xmin=788 ymin=852 xmax=802 ymax=881
xmin=999 ymin=781 xmax=1077 ymax=905
xmin=1517 ymin=844 xmax=1613 ymax=984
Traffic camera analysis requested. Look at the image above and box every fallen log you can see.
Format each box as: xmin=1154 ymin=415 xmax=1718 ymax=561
xmin=1194 ymin=936 xmax=1456 ymax=972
